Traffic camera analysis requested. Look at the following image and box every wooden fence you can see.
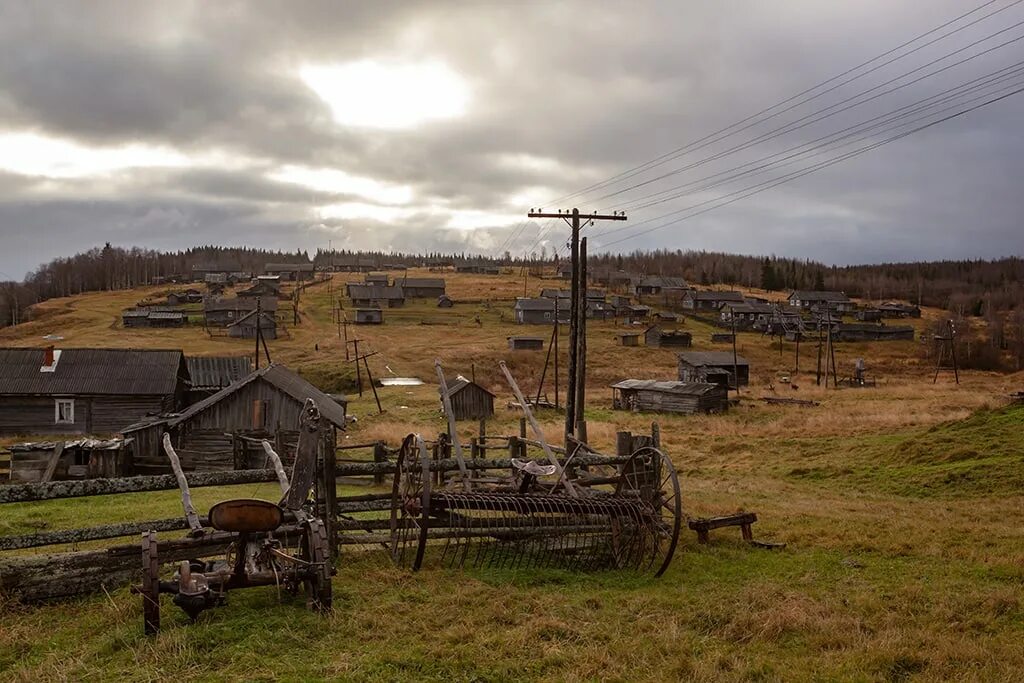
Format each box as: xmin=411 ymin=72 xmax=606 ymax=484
xmin=0 ymin=429 xmax=645 ymax=602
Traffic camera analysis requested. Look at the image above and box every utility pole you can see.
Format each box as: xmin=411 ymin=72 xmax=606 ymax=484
xmin=730 ymin=306 xmax=739 ymax=396
xmin=576 ymin=236 xmax=588 ymax=442
xmin=528 ymin=208 xmax=626 ymax=446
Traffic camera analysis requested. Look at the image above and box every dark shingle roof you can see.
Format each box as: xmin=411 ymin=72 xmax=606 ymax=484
xmin=160 ymin=364 xmax=346 ymax=430
xmin=0 ymin=348 xmax=185 ymax=396
xmin=692 ymin=290 xmax=745 ymax=302
xmin=186 ymin=356 xmax=253 ymax=391
xmin=677 ymin=351 xmax=750 ymax=367
xmin=204 ymin=296 xmax=278 ymax=312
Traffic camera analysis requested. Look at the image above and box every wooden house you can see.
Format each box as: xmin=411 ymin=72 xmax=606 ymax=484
xmin=635 ymin=276 xmax=688 ymax=297
xmin=167 ymin=289 xmax=203 ymax=306
xmin=0 ymin=347 xmax=189 ymax=436
xmin=645 ymin=326 xmax=693 ymax=348
xmin=186 ymin=356 xmax=253 ymax=404
xmin=228 ymin=310 xmax=277 ymax=340
xmin=204 ymin=297 xmax=278 ymax=327
xmin=618 ymin=333 xmax=640 ymax=347
xmin=720 ymin=302 xmax=775 ymax=329
xmin=355 ymin=308 xmax=383 ymax=324
xmin=787 ymin=290 xmax=855 ymax=313
xmin=334 ymin=255 xmax=379 ymax=272
xmin=556 ymin=262 xmax=573 ymax=279
xmin=513 ymin=297 xmax=571 ymax=324
xmin=681 ymin=290 xmax=745 ymax=312
xmin=122 ymin=308 xmax=187 ymax=328
xmin=653 ymin=311 xmax=681 ymax=323
xmin=440 ymin=376 xmax=495 ymax=420
xmin=237 ymin=280 xmax=281 ymax=299
xmin=401 ymin=277 xmax=446 ymax=298
xmin=677 ymin=351 xmax=750 ymax=389
xmin=624 ymin=305 xmax=651 ymax=323
xmin=540 ymin=288 xmax=571 ymax=299
xmin=612 ymin=380 xmax=728 ymax=415
xmin=348 ymin=284 xmax=405 ymax=308
xmin=6 ymin=437 xmax=133 ymax=483
xmin=121 ymin=364 xmax=347 ymax=473
xmin=609 ymin=295 xmax=632 ymax=312
xmin=586 ymin=300 xmax=615 ymax=319
xmin=365 ymin=273 xmax=390 ymax=286
xmin=264 ymin=262 xmax=315 ymax=281
xmin=711 ymin=332 xmax=736 ymax=343
xmin=191 ymin=263 xmax=238 ymax=283
xmin=508 ymin=336 xmax=544 ymax=350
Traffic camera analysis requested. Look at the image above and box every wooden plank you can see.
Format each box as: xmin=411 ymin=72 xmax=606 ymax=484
xmin=40 ymin=442 xmax=64 ymax=483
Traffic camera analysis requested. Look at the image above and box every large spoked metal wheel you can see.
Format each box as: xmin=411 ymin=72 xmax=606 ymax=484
xmin=141 ymin=531 xmax=161 ymax=635
xmin=617 ymin=447 xmax=682 ymax=577
xmin=300 ymin=519 xmax=333 ymax=611
xmin=390 ymin=434 xmax=432 ymax=570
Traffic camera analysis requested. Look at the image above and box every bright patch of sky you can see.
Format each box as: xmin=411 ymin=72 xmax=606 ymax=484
xmin=300 ymin=60 xmax=470 ymax=129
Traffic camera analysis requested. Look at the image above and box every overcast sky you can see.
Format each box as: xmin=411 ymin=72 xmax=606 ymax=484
xmin=1 ymin=1 xmax=1022 ymax=280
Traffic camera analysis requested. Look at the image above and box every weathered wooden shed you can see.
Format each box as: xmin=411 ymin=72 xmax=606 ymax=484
xmin=122 ymin=364 xmax=347 ymax=473
xmin=0 ymin=347 xmax=189 ymax=436
xmin=677 ymin=351 xmax=750 ymax=389
xmin=355 ymin=308 xmax=383 ymax=324
xmin=618 ymin=333 xmax=641 ymax=347
xmin=611 ymin=380 xmax=728 ymax=414
xmin=440 ymin=377 xmax=495 ymax=420
xmin=6 ymin=437 xmax=132 ymax=483
xmin=365 ymin=273 xmax=390 ymax=286
xmin=645 ymin=326 xmax=693 ymax=348
xmin=228 ymin=310 xmax=278 ymax=340
xmin=508 ymin=336 xmax=544 ymax=350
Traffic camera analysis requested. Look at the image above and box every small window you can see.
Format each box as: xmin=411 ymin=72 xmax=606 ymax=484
xmin=55 ymin=399 xmax=75 ymax=424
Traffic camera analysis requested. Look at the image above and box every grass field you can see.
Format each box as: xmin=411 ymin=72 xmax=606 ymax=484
xmin=1 ymin=270 xmax=1023 ymax=681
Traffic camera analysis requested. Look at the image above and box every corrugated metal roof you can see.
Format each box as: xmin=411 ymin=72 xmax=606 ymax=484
xmin=187 ymin=356 xmax=253 ymax=391
xmin=677 ymin=351 xmax=750 ymax=366
xmin=164 ymin=364 xmax=347 ymax=430
xmin=0 ymin=348 xmax=185 ymax=396
xmin=611 ymin=380 xmax=720 ymax=395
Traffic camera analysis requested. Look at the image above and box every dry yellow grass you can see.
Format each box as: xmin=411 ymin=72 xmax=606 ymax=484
xmin=2 ymin=269 xmax=1023 ymax=681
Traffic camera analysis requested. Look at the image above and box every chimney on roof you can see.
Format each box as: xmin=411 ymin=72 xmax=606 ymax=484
xmin=43 ymin=345 xmax=54 ymax=367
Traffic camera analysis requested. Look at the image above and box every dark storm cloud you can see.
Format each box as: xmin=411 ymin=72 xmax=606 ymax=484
xmin=0 ymin=0 xmax=1021 ymax=278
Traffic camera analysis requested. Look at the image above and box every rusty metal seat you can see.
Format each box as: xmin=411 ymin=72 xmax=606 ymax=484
xmin=208 ymin=499 xmax=284 ymax=533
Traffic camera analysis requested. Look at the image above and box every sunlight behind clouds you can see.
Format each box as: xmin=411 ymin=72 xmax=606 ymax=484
xmin=299 ymin=60 xmax=470 ymax=129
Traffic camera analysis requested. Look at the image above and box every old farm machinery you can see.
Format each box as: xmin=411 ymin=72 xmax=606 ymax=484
xmin=137 ymin=400 xmax=334 ymax=634
xmin=390 ymin=362 xmax=682 ymax=576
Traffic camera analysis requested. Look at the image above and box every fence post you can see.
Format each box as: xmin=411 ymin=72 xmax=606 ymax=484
xmin=616 ymin=431 xmax=633 ymax=456
xmin=373 ymin=441 xmax=386 ymax=487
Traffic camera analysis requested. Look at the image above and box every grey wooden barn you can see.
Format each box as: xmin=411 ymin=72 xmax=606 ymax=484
xmin=400 ymin=277 xmax=446 ymax=298
xmin=440 ymin=377 xmax=495 ymax=420
xmin=121 ymin=364 xmax=347 ymax=474
xmin=514 ymin=297 xmax=571 ymax=324
xmin=645 ymin=326 xmax=692 ymax=348
xmin=228 ymin=310 xmax=278 ymax=339
xmin=0 ymin=347 xmax=189 ymax=436
xmin=611 ymin=380 xmax=728 ymax=414
xmin=677 ymin=351 xmax=750 ymax=389
xmin=348 ymin=284 xmax=405 ymax=308
xmin=508 ymin=336 xmax=544 ymax=350
xmin=355 ymin=308 xmax=384 ymax=324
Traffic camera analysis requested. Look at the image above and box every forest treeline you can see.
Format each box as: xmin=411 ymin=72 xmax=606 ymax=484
xmin=1 ymin=244 xmax=1021 ymax=370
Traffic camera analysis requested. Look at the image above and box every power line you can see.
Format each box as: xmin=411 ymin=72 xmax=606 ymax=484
xmin=590 ymin=85 xmax=1024 ymax=249
xmin=612 ymin=61 xmax=1024 ymax=213
xmin=543 ymin=0 xmax=1018 ymax=206
xmin=588 ymin=23 xmax=1024 ymax=207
